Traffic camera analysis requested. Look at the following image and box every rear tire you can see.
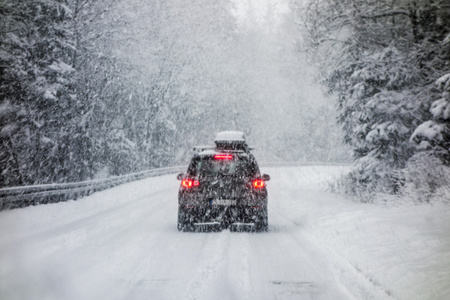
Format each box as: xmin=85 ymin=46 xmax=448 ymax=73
xmin=177 ymin=206 xmax=195 ymax=232
xmin=256 ymin=208 xmax=269 ymax=232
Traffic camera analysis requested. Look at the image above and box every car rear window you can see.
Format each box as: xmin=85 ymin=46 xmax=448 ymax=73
xmin=188 ymin=156 xmax=259 ymax=178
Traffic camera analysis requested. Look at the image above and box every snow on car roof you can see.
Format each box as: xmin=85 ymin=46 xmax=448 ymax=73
xmin=192 ymin=145 xmax=215 ymax=152
xmin=214 ymin=131 xmax=246 ymax=142
xmin=197 ymin=149 xmax=218 ymax=156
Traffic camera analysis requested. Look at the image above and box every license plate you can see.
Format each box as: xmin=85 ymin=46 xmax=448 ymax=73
xmin=212 ymin=199 xmax=236 ymax=206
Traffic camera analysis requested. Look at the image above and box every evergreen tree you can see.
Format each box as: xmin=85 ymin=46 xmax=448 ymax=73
xmin=297 ymin=0 xmax=450 ymax=200
xmin=1 ymin=0 xmax=79 ymax=186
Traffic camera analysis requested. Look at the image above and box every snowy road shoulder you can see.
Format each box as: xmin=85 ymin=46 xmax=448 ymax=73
xmin=302 ymin=201 xmax=450 ymax=300
xmin=266 ymin=166 xmax=450 ymax=300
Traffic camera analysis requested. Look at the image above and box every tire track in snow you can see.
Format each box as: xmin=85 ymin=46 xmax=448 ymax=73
xmin=210 ymin=233 xmax=252 ymax=300
xmin=231 ymin=234 xmax=252 ymax=300
xmin=181 ymin=232 xmax=230 ymax=300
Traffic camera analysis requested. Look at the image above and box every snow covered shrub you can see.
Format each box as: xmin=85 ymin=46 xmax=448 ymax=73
xmin=401 ymin=152 xmax=450 ymax=203
xmin=343 ymin=158 xmax=405 ymax=203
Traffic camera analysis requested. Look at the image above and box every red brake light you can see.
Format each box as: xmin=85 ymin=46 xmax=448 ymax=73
xmin=214 ymin=154 xmax=233 ymax=160
xmin=181 ymin=179 xmax=199 ymax=188
xmin=253 ymin=179 xmax=265 ymax=189
xmin=181 ymin=179 xmax=191 ymax=188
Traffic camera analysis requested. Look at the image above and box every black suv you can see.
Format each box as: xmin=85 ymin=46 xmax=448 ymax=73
xmin=177 ymin=131 xmax=270 ymax=232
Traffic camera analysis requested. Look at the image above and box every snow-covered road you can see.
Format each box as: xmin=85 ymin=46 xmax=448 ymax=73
xmin=1 ymin=166 xmax=449 ymax=300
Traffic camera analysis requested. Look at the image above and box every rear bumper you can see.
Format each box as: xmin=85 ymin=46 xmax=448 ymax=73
xmin=178 ymin=205 xmax=268 ymax=232
xmin=190 ymin=222 xmax=257 ymax=232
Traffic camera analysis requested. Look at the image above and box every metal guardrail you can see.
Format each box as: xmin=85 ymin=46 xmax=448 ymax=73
xmin=0 ymin=166 xmax=186 ymax=211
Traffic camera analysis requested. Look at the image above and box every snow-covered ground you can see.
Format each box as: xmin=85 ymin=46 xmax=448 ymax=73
xmin=267 ymin=166 xmax=450 ymax=300
xmin=1 ymin=166 xmax=449 ymax=300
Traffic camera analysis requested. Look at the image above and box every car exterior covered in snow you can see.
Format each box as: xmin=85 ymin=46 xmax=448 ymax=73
xmin=177 ymin=131 xmax=270 ymax=232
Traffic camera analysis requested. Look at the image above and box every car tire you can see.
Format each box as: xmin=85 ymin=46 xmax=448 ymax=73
xmin=177 ymin=206 xmax=195 ymax=232
xmin=256 ymin=208 xmax=268 ymax=232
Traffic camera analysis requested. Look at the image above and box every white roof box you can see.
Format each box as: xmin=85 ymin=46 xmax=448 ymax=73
xmin=214 ymin=131 xmax=246 ymax=142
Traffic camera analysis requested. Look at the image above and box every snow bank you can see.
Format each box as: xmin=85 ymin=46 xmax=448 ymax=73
xmin=264 ymin=166 xmax=450 ymax=299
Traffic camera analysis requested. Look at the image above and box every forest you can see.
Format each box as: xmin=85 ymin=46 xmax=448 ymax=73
xmin=1 ymin=0 xmax=449 ymax=202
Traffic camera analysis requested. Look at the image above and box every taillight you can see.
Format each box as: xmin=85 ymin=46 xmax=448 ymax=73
xmin=252 ymin=179 xmax=265 ymax=189
xmin=181 ymin=179 xmax=200 ymax=188
xmin=214 ymin=154 xmax=233 ymax=160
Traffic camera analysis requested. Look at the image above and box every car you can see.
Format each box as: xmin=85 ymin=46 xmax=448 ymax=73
xmin=176 ymin=131 xmax=270 ymax=232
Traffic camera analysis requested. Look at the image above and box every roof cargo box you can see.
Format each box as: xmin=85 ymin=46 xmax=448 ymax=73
xmin=214 ymin=131 xmax=249 ymax=152
xmin=214 ymin=131 xmax=246 ymax=142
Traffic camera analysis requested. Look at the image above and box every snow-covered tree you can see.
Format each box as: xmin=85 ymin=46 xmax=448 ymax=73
xmin=411 ymin=72 xmax=450 ymax=162
xmin=0 ymin=0 xmax=134 ymax=186
xmin=296 ymin=0 xmax=450 ymax=200
xmin=403 ymin=71 xmax=450 ymax=202
xmin=0 ymin=0 xmax=79 ymax=186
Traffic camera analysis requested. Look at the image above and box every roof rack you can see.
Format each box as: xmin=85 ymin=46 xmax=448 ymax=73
xmin=193 ymin=145 xmax=215 ymax=152
xmin=192 ymin=145 xmax=254 ymax=154
xmin=215 ymin=149 xmax=247 ymax=153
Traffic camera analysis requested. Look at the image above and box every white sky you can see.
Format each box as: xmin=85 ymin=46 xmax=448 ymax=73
xmin=230 ymin=0 xmax=290 ymax=33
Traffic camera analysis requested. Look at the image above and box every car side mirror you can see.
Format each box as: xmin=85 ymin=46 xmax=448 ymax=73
xmin=262 ymin=174 xmax=270 ymax=181
xmin=177 ymin=173 xmax=185 ymax=180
